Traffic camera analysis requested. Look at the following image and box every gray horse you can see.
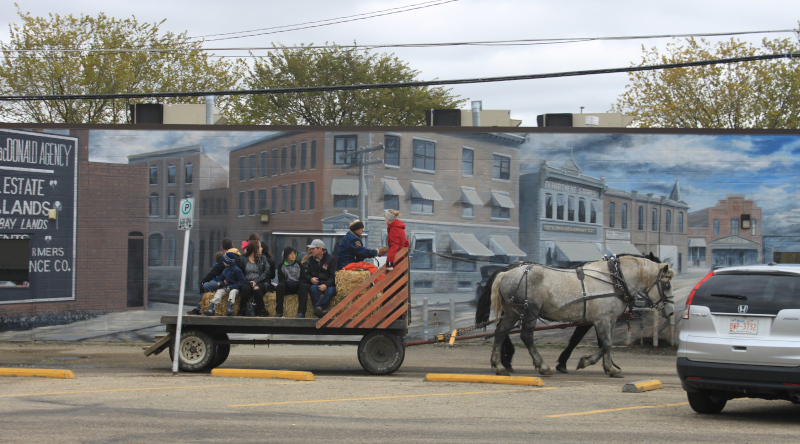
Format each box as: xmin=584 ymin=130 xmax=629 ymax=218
xmin=487 ymin=256 xmax=674 ymax=377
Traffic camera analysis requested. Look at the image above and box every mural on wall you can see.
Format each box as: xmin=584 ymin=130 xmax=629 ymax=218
xmin=0 ymin=129 xmax=78 ymax=304
xmin=80 ymin=128 xmax=800 ymax=300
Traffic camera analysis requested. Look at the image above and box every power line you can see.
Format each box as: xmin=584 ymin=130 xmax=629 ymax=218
xmin=187 ymin=0 xmax=458 ymax=41
xmin=0 ymin=52 xmax=798 ymax=102
xmin=197 ymin=0 xmax=460 ymax=43
xmin=1 ymin=28 xmax=796 ymax=56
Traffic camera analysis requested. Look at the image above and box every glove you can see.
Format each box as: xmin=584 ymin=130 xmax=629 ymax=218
xmin=386 ymin=262 xmax=394 ymax=271
xmin=378 ymin=246 xmax=388 ymax=256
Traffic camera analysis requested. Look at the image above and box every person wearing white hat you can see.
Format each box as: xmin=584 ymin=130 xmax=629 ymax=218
xmin=304 ymin=239 xmax=338 ymax=317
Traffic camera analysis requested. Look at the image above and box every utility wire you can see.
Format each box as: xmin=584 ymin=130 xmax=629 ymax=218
xmin=187 ymin=0 xmax=457 ymax=41
xmin=197 ymin=0 xmax=460 ymax=43
xmin=1 ymin=52 xmax=798 ymax=101
xmin=1 ymin=28 xmax=796 ymax=56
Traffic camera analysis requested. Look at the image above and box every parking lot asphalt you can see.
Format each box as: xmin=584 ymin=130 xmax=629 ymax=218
xmin=0 ymin=342 xmax=797 ymax=443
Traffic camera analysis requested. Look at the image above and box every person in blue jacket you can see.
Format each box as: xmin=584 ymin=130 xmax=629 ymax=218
xmin=204 ymin=252 xmax=247 ymax=316
xmin=337 ymin=219 xmax=386 ymax=270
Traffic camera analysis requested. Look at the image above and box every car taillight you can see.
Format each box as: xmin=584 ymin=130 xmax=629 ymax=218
xmin=683 ymin=271 xmax=714 ymax=320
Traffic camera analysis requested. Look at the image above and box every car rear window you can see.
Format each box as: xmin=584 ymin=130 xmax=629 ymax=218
xmin=693 ymin=273 xmax=800 ymax=315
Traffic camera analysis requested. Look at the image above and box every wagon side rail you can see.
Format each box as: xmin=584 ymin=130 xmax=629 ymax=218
xmin=316 ymin=248 xmax=409 ymax=330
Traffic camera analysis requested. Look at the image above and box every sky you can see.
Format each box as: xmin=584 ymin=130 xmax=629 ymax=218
xmin=2 ymin=0 xmax=800 ymax=126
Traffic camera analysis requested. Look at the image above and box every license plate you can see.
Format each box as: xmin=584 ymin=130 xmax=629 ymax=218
xmin=729 ymin=318 xmax=758 ymax=335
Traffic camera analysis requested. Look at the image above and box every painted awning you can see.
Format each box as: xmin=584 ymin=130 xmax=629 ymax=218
xmin=688 ymin=238 xmax=707 ymax=248
xmin=555 ymin=242 xmax=603 ymax=262
xmin=489 ymin=235 xmax=526 ymax=256
xmin=330 ymin=178 xmax=359 ymax=196
xmin=410 ymin=182 xmax=443 ymax=201
xmin=383 ymin=178 xmax=405 ymax=196
xmin=606 ymin=242 xmax=642 ymax=256
xmin=450 ymin=233 xmax=494 ymax=257
xmin=461 ymin=188 xmax=483 ymax=206
xmin=491 ymin=191 xmax=515 ymax=209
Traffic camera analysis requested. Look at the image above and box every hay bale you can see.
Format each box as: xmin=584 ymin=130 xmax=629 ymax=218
xmin=198 ymin=291 xmax=242 ymax=316
xmin=264 ymin=292 xmax=314 ymax=318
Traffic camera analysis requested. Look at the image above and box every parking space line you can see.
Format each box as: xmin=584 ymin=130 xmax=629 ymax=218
xmin=547 ymin=402 xmax=689 ymax=418
xmin=0 ymin=381 xmax=309 ymax=398
xmin=230 ymin=387 xmax=555 ymax=407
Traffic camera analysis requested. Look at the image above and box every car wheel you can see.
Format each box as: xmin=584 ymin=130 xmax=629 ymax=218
xmin=687 ymin=390 xmax=727 ymax=414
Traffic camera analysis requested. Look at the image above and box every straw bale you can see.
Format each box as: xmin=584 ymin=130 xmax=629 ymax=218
xmin=198 ymin=291 xmax=242 ymax=316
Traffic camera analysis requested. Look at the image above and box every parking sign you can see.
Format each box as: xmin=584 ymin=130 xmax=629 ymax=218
xmin=178 ymin=198 xmax=194 ymax=230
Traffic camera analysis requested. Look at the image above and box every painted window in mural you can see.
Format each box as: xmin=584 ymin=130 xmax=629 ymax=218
xmin=168 ymin=163 xmax=176 ymax=184
xmin=149 ymin=165 xmax=157 ymax=185
xmin=413 ymin=139 xmax=435 ymax=171
xmin=238 ymin=156 xmax=246 ymax=181
xmin=578 ymin=198 xmax=586 ymax=222
xmin=493 ymin=154 xmax=510 ymax=180
xmin=185 ymin=162 xmax=193 ymax=184
xmin=609 ymin=202 xmax=615 ymax=227
xmin=621 ymin=203 xmax=628 ymax=229
xmin=545 ymin=193 xmax=553 ymax=218
xmin=731 ymin=218 xmax=739 ymax=236
xmin=334 ymin=135 xmax=357 ymax=165
xmin=556 ymin=194 xmax=565 ymax=219
xmin=261 ymin=151 xmax=268 ymax=177
xmin=291 ymin=144 xmax=297 ymax=173
xmin=385 ymin=135 xmax=400 ymax=167
xmin=300 ymin=183 xmax=307 ymax=211
xmin=568 ymin=196 xmax=575 ymax=221
xmin=666 ymin=210 xmax=672 ymax=232
xmin=462 ymin=147 xmax=473 ymax=176
xmin=638 ymin=206 xmax=644 ymax=230
xmin=249 ymin=154 xmax=256 ymax=179
xmin=678 ymin=212 xmax=683 ymax=233
xmin=652 ymin=208 xmax=658 ymax=231
xmin=590 ymin=200 xmax=598 ymax=224
xmin=714 ymin=218 xmax=720 ymax=235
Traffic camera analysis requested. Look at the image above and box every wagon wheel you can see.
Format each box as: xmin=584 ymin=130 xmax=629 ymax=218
xmin=168 ymin=330 xmax=217 ymax=372
xmin=211 ymin=333 xmax=231 ymax=369
xmin=358 ymin=331 xmax=405 ymax=375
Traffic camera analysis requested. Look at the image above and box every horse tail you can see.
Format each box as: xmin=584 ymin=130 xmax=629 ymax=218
xmin=490 ymin=270 xmax=507 ymax=321
xmin=475 ymin=268 xmax=503 ymax=324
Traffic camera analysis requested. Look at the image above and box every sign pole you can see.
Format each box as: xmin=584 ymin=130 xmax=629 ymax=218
xmin=172 ymin=198 xmax=194 ymax=375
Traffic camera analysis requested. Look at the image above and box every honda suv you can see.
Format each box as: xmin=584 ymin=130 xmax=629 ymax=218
xmin=677 ymin=263 xmax=800 ymax=413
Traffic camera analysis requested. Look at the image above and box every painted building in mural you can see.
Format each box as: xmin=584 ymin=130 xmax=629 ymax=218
xmin=603 ymin=181 xmax=689 ymax=272
xmin=688 ymin=195 xmax=763 ymax=268
xmin=222 ymin=130 xmax=526 ymax=294
xmin=127 ymin=145 xmax=228 ymax=300
xmin=519 ymin=159 xmax=606 ymax=267
xmin=0 ymin=129 xmax=147 ymax=330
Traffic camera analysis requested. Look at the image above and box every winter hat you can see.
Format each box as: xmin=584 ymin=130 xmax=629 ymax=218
xmin=384 ymin=209 xmax=399 ymax=222
xmin=222 ymin=252 xmax=237 ymax=265
xmin=283 ymin=246 xmax=297 ymax=263
xmin=349 ymin=219 xmax=364 ymax=232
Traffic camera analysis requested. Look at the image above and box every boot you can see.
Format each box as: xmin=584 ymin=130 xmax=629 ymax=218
xmin=295 ymin=312 xmax=305 ymax=318
xmin=203 ymin=302 xmax=216 ymax=316
xmin=272 ymin=312 xmax=283 ymax=318
xmin=225 ymin=301 xmax=234 ymax=316
xmin=187 ymin=304 xmax=202 ymax=315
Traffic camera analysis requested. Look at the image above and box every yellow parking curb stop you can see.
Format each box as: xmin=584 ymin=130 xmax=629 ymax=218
xmin=0 ymin=368 xmax=75 ymax=379
xmin=211 ymin=369 xmax=315 ymax=381
xmin=426 ymin=373 xmax=544 ymax=386
xmin=622 ymin=379 xmax=662 ymax=393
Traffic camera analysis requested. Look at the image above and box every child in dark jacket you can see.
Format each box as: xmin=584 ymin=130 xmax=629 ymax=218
xmin=206 ymin=252 xmax=247 ymax=316
xmin=274 ymin=246 xmax=310 ymax=318
xmin=199 ymin=251 xmax=225 ymax=294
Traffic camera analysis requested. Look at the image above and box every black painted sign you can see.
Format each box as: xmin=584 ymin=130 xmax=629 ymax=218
xmin=0 ymin=130 xmax=78 ymax=304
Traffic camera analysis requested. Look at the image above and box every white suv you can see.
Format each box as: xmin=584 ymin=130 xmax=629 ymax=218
xmin=677 ymin=263 xmax=800 ymax=414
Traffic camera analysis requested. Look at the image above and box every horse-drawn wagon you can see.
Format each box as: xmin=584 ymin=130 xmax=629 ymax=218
xmin=143 ymin=249 xmax=411 ymax=375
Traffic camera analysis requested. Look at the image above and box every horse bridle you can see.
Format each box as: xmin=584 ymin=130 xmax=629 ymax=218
xmin=640 ymin=267 xmax=674 ymax=311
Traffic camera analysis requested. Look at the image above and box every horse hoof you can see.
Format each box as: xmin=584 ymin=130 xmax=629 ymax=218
xmin=556 ymin=364 xmax=568 ymax=374
xmin=609 ymin=371 xmax=624 ymax=378
xmin=495 ymin=368 xmax=510 ymax=376
xmin=576 ymin=358 xmax=588 ymax=370
xmin=539 ymin=367 xmax=553 ymax=376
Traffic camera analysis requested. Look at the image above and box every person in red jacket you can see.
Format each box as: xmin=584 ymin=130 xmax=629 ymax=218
xmin=384 ymin=209 xmax=409 ymax=270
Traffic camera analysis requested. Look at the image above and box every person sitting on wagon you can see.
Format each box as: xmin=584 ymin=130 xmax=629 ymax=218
xmin=203 ymin=252 xmax=246 ymax=316
xmin=274 ymin=246 xmax=310 ymax=318
xmin=198 ymin=251 xmax=225 ymax=295
xmin=337 ymin=219 xmax=387 ymax=270
xmin=305 ymin=239 xmax=338 ymax=318
xmin=237 ymin=240 xmax=271 ymax=317
xmin=384 ymin=209 xmax=409 ymax=271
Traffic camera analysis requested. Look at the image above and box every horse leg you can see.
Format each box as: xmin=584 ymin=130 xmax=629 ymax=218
xmin=556 ymin=324 xmax=592 ymax=374
xmin=490 ymin=314 xmax=517 ymax=376
xmin=576 ymin=320 xmax=620 ymax=377
xmin=519 ymin=318 xmax=552 ymax=375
